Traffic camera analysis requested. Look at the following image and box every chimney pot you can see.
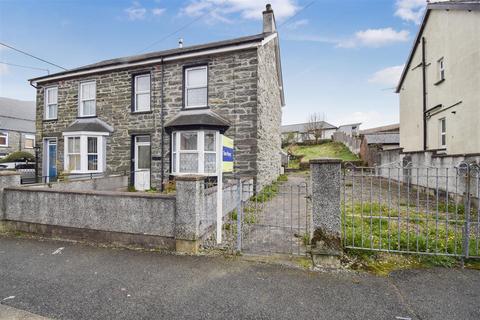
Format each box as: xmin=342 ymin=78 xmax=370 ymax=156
xmin=178 ymin=38 xmax=184 ymax=48
xmin=262 ymin=4 xmax=276 ymax=33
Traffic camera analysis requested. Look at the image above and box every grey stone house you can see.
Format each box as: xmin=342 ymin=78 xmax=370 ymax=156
xmin=29 ymin=5 xmax=284 ymax=190
xmin=0 ymin=97 xmax=36 ymax=159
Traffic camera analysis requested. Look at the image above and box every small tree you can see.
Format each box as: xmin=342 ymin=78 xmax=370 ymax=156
xmin=305 ymin=113 xmax=326 ymax=144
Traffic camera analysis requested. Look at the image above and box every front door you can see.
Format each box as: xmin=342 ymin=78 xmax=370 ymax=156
xmin=134 ymin=135 xmax=151 ymax=191
xmin=45 ymin=139 xmax=57 ymax=182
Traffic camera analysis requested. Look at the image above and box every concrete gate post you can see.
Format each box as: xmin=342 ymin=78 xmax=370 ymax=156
xmin=174 ymin=175 xmax=206 ymax=254
xmin=309 ymin=159 xmax=342 ymax=266
xmin=0 ymin=171 xmax=21 ymax=230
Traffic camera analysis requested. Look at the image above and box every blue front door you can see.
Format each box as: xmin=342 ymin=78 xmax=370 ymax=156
xmin=47 ymin=140 xmax=57 ymax=181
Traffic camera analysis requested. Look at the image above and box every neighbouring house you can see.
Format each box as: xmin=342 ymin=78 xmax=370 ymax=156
xmin=281 ymin=120 xmax=337 ymax=144
xmin=397 ymin=1 xmax=480 ymax=156
xmin=28 ymin=5 xmax=284 ymax=190
xmin=359 ymin=126 xmax=400 ymax=166
xmin=336 ymin=123 xmax=361 ymax=136
xmin=0 ymin=97 xmax=36 ymax=158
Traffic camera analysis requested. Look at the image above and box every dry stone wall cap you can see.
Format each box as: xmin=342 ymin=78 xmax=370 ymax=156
xmin=309 ymin=158 xmax=343 ymax=164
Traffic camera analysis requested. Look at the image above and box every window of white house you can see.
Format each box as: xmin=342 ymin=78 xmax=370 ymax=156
xmin=439 ymin=118 xmax=446 ymax=148
xmin=64 ymin=134 xmax=105 ymax=173
xmin=437 ymin=58 xmax=445 ymax=82
xmin=171 ymin=130 xmax=217 ymax=175
xmin=24 ymin=134 xmax=35 ymax=149
xmin=134 ymin=74 xmax=151 ymax=112
xmin=79 ymin=81 xmax=96 ymax=117
xmin=0 ymin=131 xmax=8 ymax=147
xmin=45 ymin=86 xmax=58 ymax=120
xmin=184 ymin=66 xmax=207 ymax=108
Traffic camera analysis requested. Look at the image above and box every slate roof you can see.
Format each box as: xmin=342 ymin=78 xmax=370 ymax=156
xmin=30 ymin=33 xmax=268 ymax=83
xmin=64 ymin=118 xmax=114 ymax=133
xmin=360 ymin=123 xmax=399 ymax=135
xmin=0 ymin=97 xmax=36 ymax=132
xmin=396 ymin=1 xmax=480 ymax=92
xmin=281 ymin=121 xmax=337 ymax=133
xmin=164 ymin=109 xmax=231 ymax=133
xmin=364 ymin=133 xmax=400 ymax=145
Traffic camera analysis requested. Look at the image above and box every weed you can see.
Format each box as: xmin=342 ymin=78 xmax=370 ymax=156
xmin=127 ymin=185 xmax=136 ymax=192
xmin=277 ymin=174 xmax=288 ymax=182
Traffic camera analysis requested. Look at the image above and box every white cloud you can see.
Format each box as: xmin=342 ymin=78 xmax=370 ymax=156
xmin=152 ymin=7 xmax=166 ymax=16
xmin=180 ymin=0 xmax=299 ymax=23
xmin=338 ymin=28 xmax=410 ymax=48
xmin=125 ymin=1 xmax=147 ymax=21
xmin=285 ymin=18 xmax=308 ymax=30
xmin=368 ymin=65 xmax=405 ymax=87
xmin=0 ymin=64 xmax=8 ymax=76
xmin=394 ymin=0 xmax=426 ymax=24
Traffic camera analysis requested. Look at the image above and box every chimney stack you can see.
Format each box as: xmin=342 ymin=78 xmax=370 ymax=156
xmin=262 ymin=4 xmax=276 ymax=33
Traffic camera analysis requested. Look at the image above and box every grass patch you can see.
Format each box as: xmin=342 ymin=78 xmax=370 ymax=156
xmin=277 ymin=174 xmax=288 ymax=182
xmin=286 ymin=142 xmax=359 ymax=169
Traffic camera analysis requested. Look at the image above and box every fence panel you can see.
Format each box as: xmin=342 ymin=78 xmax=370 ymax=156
xmin=342 ymin=162 xmax=480 ymax=259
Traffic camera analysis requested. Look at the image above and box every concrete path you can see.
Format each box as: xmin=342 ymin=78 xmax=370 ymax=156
xmin=242 ymin=173 xmax=311 ymax=255
xmin=0 ymin=304 xmax=51 ymax=320
xmin=1 ymin=236 xmax=479 ymax=320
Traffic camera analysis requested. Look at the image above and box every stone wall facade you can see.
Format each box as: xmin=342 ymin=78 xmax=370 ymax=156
xmin=256 ymin=40 xmax=282 ymax=187
xmin=35 ymin=43 xmax=281 ymax=188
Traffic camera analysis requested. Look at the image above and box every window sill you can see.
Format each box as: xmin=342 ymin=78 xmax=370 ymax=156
xmin=43 ymin=118 xmax=58 ymax=122
xmin=434 ymin=78 xmax=445 ymax=86
xmin=76 ymin=116 xmax=97 ymax=119
xmin=182 ymin=106 xmax=210 ymax=111
xmin=131 ymin=110 xmax=153 ymax=115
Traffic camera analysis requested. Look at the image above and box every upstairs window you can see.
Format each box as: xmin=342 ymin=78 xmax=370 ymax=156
xmin=133 ymin=74 xmax=151 ymax=112
xmin=45 ymin=86 xmax=58 ymax=120
xmin=0 ymin=131 xmax=8 ymax=147
xmin=24 ymin=134 xmax=35 ymax=149
xmin=184 ymin=66 xmax=207 ymax=108
xmin=437 ymin=58 xmax=445 ymax=82
xmin=439 ymin=118 xmax=446 ymax=148
xmin=79 ymin=81 xmax=96 ymax=117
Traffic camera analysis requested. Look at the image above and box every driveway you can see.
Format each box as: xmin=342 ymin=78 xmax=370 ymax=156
xmin=0 ymin=236 xmax=479 ymax=319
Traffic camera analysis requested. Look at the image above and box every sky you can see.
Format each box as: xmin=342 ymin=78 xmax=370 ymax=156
xmin=0 ymin=0 xmax=431 ymax=129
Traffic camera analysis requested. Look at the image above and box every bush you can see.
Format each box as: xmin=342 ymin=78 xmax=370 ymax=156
xmin=0 ymin=151 xmax=35 ymax=163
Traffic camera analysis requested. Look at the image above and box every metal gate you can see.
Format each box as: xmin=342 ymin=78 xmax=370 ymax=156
xmin=237 ymin=177 xmax=312 ymax=256
xmin=342 ymin=162 xmax=480 ymax=259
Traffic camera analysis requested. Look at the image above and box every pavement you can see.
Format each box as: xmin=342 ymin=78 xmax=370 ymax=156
xmin=0 ymin=235 xmax=479 ymax=320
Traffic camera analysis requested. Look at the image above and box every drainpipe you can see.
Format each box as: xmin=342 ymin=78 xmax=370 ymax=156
xmin=422 ymin=37 xmax=427 ymax=151
xmin=160 ymin=58 xmax=165 ymax=192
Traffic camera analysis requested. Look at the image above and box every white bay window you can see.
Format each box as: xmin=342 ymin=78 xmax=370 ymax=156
xmin=171 ymin=130 xmax=218 ymax=175
xmin=63 ymin=132 xmax=107 ymax=173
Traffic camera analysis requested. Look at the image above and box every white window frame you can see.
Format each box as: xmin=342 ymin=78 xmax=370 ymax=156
xmin=133 ymin=74 xmax=151 ymax=112
xmin=63 ymin=131 xmax=108 ymax=173
xmin=0 ymin=131 xmax=8 ymax=147
xmin=24 ymin=134 xmax=35 ymax=149
xmin=78 ymin=81 xmax=96 ymax=117
xmin=44 ymin=86 xmax=58 ymax=120
xmin=438 ymin=57 xmax=445 ymax=82
xmin=184 ymin=66 xmax=208 ymax=109
xmin=171 ymin=130 xmax=219 ymax=176
xmin=439 ymin=118 xmax=446 ymax=148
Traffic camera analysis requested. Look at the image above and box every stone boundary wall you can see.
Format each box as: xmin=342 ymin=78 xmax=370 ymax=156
xmin=332 ymin=131 xmax=361 ymax=155
xmin=3 ymin=187 xmax=176 ymax=244
xmin=377 ymin=148 xmax=480 ymax=197
xmin=201 ymin=178 xmax=254 ymax=237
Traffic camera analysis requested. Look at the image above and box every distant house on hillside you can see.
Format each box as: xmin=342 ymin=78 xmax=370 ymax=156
xmin=397 ymin=1 xmax=480 ymax=156
xmin=0 ymin=97 xmax=36 ymax=158
xmin=281 ymin=121 xmax=337 ymax=144
xmin=337 ymin=123 xmax=361 ymax=136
